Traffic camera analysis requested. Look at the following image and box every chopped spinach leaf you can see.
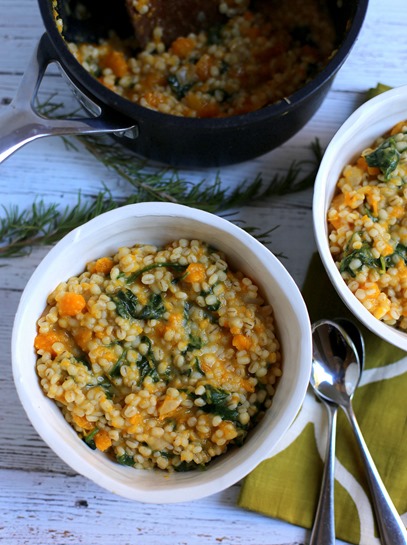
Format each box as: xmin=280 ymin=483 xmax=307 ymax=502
xmin=183 ymin=301 xmax=191 ymax=323
xmin=140 ymin=335 xmax=153 ymax=352
xmin=155 ymin=450 xmax=174 ymax=459
xmin=162 ymin=364 xmax=173 ymax=382
xmin=137 ymin=335 xmax=160 ymax=385
xmin=203 ymin=384 xmax=229 ymax=405
xmin=200 ymin=287 xmax=221 ymax=311
xmin=394 ymin=242 xmax=407 ymax=263
xmin=206 ymin=300 xmax=221 ymax=311
xmin=200 ymin=385 xmax=239 ymax=422
xmin=339 ymin=239 xmax=405 ymax=276
xmin=202 ymin=307 xmax=218 ymax=323
xmin=138 ymin=293 xmax=165 ymax=320
xmin=163 ymin=418 xmax=177 ymax=431
xmin=187 ymin=335 xmax=203 ymax=351
xmin=171 ymin=270 xmax=189 ymax=284
xmin=382 ymin=242 xmax=407 ymax=269
xmin=94 ymin=376 xmax=115 ymax=399
xmin=112 ymin=289 xmax=165 ymax=321
xmin=186 ymin=304 xmax=219 ymax=324
xmin=117 ymin=453 xmax=135 ymax=466
xmin=167 ymin=74 xmax=194 ymax=100
xmin=112 ymin=289 xmax=139 ymax=319
xmin=183 ymin=301 xmax=205 ymax=353
xmin=75 ymin=356 xmax=91 ymax=370
xmin=109 ymin=349 xmax=128 ymax=378
xmin=126 ymin=262 xmax=187 ymax=284
xmin=233 ymin=428 xmax=249 ymax=447
xmin=174 ymin=461 xmax=205 ymax=472
xmin=365 ymin=137 xmax=400 ymax=179
xmin=363 ymin=203 xmax=379 ymax=222
xmin=339 ymin=242 xmax=378 ymax=277
xmin=83 ymin=428 xmax=99 ymax=450
xmin=137 ymin=356 xmax=160 ymax=384
xmin=202 ymin=401 xmax=241 ymax=425
xmin=194 ymin=357 xmax=204 ymax=375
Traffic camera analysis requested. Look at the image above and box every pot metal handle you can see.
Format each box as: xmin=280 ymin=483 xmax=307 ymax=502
xmin=0 ymin=34 xmax=137 ymax=164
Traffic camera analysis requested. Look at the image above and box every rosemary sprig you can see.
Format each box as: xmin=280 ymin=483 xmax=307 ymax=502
xmin=0 ymin=191 xmax=119 ymax=257
xmin=0 ymin=97 xmax=323 ymax=257
xmin=73 ymin=133 xmax=322 ymax=212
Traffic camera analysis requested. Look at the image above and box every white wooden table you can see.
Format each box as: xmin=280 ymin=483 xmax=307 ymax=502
xmin=1 ymin=1 xmax=406 ymax=543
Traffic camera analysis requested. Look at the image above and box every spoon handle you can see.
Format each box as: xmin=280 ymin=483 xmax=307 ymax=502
xmin=344 ymin=403 xmax=407 ymax=545
xmin=309 ymin=400 xmax=338 ymax=545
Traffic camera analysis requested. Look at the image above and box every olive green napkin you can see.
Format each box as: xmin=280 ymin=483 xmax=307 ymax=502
xmin=238 ymin=253 xmax=407 ymax=545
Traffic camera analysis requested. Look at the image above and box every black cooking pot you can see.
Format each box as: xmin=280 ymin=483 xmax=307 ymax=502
xmin=0 ymin=0 xmax=368 ymax=167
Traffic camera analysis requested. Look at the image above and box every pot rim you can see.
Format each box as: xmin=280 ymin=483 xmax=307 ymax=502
xmin=38 ymin=0 xmax=369 ymax=128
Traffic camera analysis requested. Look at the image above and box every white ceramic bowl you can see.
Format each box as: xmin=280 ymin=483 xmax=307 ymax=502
xmin=313 ymin=84 xmax=407 ymax=351
xmin=12 ymin=202 xmax=311 ymax=503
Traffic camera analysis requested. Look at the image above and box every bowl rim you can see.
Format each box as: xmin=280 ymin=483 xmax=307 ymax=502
xmin=313 ymin=84 xmax=407 ymax=351
xmin=12 ymin=202 xmax=312 ymax=502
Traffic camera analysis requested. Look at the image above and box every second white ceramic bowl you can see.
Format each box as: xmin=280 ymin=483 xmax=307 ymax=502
xmin=12 ymin=202 xmax=312 ymax=503
xmin=313 ymin=84 xmax=407 ymax=350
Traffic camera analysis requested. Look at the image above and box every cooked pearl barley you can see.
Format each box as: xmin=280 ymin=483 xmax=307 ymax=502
xmin=35 ymin=239 xmax=281 ymax=472
xmin=328 ymin=122 xmax=407 ymax=331
xmin=66 ymin=0 xmax=335 ymax=119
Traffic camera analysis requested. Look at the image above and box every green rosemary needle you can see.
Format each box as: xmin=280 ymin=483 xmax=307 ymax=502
xmin=0 ymin=97 xmax=323 ymax=257
xmin=0 ymin=191 xmax=119 ymax=257
xmin=72 ymin=133 xmax=322 ymax=211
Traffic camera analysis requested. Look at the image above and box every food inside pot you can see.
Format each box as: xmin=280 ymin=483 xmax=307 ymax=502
xmin=55 ymin=0 xmax=337 ymax=118
xmin=34 ymin=239 xmax=282 ymax=471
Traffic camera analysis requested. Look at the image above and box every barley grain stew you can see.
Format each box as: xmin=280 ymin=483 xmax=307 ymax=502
xmin=35 ymin=239 xmax=282 ymax=471
xmin=60 ymin=0 xmax=336 ymax=118
xmin=328 ymin=121 xmax=407 ymax=331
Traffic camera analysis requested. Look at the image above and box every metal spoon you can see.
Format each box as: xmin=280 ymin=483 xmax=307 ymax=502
xmin=312 ymin=319 xmax=407 ymax=545
xmin=309 ymin=318 xmax=364 ymax=545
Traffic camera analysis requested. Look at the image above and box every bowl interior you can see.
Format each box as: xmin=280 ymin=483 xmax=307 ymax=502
xmin=12 ymin=203 xmax=311 ymax=502
xmin=313 ymin=85 xmax=407 ymax=351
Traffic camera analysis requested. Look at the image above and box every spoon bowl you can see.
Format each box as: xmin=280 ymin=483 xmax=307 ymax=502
xmin=335 ymin=318 xmax=365 ymax=371
xmin=311 ymin=319 xmax=361 ymax=408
